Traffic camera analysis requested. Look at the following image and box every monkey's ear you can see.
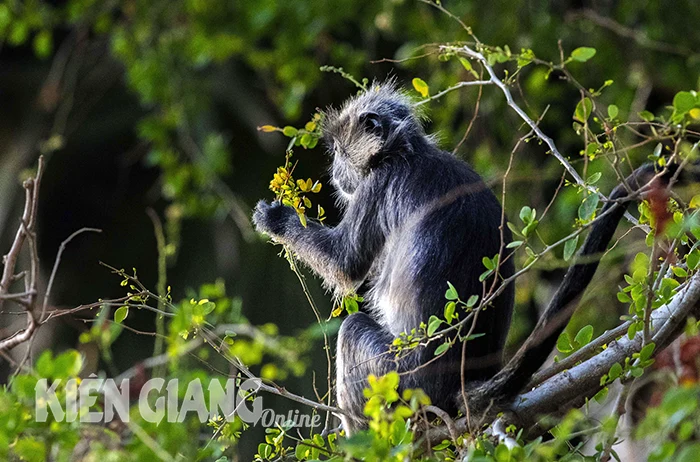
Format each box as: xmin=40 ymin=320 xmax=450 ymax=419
xmin=359 ymin=112 xmax=383 ymax=138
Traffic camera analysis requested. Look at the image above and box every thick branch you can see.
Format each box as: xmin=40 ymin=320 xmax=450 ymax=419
xmin=426 ymin=271 xmax=700 ymax=442
xmin=511 ymin=271 xmax=700 ymax=429
xmin=0 ymin=157 xmax=44 ymax=351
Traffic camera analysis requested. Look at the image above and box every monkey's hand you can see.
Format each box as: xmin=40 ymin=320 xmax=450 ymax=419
xmin=252 ymin=200 xmax=298 ymax=239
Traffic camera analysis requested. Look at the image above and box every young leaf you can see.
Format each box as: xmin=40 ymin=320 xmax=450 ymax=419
xmin=434 ymin=341 xmax=450 ymax=356
xmin=427 ymin=316 xmax=442 ymax=336
xmin=575 ymin=97 xmax=593 ymax=122
xmin=282 ymin=126 xmax=298 ymax=137
xmin=639 ymin=110 xmax=655 ymax=122
xmin=570 ymin=47 xmax=596 ymax=62
xmin=574 ymin=325 xmax=593 ymax=347
xmin=587 ymin=172 xmax=602 ymax=185
xmin=114 ymin=306 xmax=129 ymax=324
xmin=563 ymin=235 xmax=579 ymax=261
xmin=482 ymin=256 xmax=495 ymax=270
xmin=578 ymin=194 xmax=599 ymax=221
xmin=479 ymin=269 xmax=493 ymax=282
xmin=412 ymin=78 xmax=429 ymax=97
xmin=639 ymin=342 xmax=656 ymax=361
xmin=445 ymin=281 xmax=459 ymax=300
xmin=444 ymin=302 xmax=456 ymax=323
xmin=608 ymin=362 xmax=622 ymax=381
xmin=557 ymin=332 xmax=573 ymax=353
xmin=673 ymin=91 xmax=696 ymax=114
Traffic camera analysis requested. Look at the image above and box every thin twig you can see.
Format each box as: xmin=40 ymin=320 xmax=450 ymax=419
xmin=42 ymin=227 xmax=102 ymax=322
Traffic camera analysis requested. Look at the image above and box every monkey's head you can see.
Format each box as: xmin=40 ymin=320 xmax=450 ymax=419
xmin=322 ymin=81 xmax=431 ymax=200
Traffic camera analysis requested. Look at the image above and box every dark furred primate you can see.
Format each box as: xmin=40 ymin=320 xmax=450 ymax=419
xmin=253 ymin=82 xmax=677 ymax=434
xmin=254 ymin=83 xmax=514 ymax=433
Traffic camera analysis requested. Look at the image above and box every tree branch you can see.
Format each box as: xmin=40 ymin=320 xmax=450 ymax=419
xmin=0 ymin=156 xmax=44 ymax=351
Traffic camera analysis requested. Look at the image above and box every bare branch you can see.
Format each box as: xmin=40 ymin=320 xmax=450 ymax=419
xmin=0 ymin=156 xmax=45 ymax=351
xmin=511 ymin=270 xmax=700 ymax=429
xmin=42 ymin=227 xmax=102 ymax=322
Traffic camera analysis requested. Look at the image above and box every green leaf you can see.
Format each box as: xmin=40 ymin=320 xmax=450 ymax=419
xmin=575 ymin=97 xmax=593 ymax=122
xmin=522 ymin=219 xmax=539 ymax=237
xmin=258 ymin=443 xmax=273 ymax=459
xmin=639 ymin=342 xmax=656 ymax=361
xmin=433 ymin=440 xmax=452 ymax=451
xmin=444 ymin=302 xmax=456 ymax=323
xmin=466 ymin=295 xmax=479 ymax=307
xmin=570 ymin=47 xmax=597 ymax=62
xmin=557 ymin=332 xmax=573 ymax=353
xmin=574 ymin=325 xmax=593 ymax=347
xmin=54 ymin=350 xmax=83 ymax=378
xmin=479 ymin=269 xmax=493 ymax=282
xmin=458 ymin=57 xmax=472 ymax=71
xmin=14 ymin=437 xmax=45 ymax=462
xmin=282 ymin=126 xmax=298 ymax=137
xmin=593 ymin=387 xmax=609 ymax=404
xmin=673 ymin=91 xmax=696 ymax=114
xmin=639 ymin=110 xmax=655 ymax=122
xmin=445 ymin=281 xmax=459 ymax=300
xmin=608 ymin=362 xmax=622 ymax=381
xmin=114 ymin=306 xmax=129 ymax=324
xmin=688 ymin=250 xmax=700 ymax=270
xmin=35 ymin=351 xmax=54 ymax=377
xmin=482 ymin=256 xmax=495 ymax=270
xmin=587 ymin=172 xmax=602 ymax=185
xmin=607 ymin=104 xmax=619 ymax=119
xmin=617 ymin=291 xmax=632 ymax=303
xmin=427 ymin=316 xmax=442 ymax=336
xmin=412 ymin=77 xmax=429 ymax=97
xmin=507 ymin=221 xmax=524 ymax=238
xmin=563 ymin=235 xmax=579 ymax=261
xmin=465 ymin=332 xmax=485 ymax=341
xmin=343 ymin=296 xmax=359 ymax=314
xmin=578 ymin=193 xmax=599 ymax=221
xmin=33 ymin=30 xmax=53 ymax=59
xmin=519 ymin=206 xmax=533 ymax=224
xmin=434 ymin=341 xmax=450 ymax=356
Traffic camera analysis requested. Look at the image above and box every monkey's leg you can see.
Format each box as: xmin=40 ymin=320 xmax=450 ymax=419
xmin=336 ymin=312 xmax=421 ymax=435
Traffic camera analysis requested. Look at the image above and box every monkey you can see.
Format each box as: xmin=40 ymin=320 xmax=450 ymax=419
xmin=254 ymin=82 xmax=514 ymax=433
xmin=253 ymin=81 xmax=679 ymax=435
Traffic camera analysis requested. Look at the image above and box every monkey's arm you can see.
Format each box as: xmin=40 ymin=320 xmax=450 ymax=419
xmin=252 ymin=200 xmax=385 ymax=294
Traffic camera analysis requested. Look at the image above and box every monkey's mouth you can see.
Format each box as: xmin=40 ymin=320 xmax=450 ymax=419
xmin=331 ymin=177 xmax=356 ymax=202
xmin=331 ymin=161 xmax=360 ymax=198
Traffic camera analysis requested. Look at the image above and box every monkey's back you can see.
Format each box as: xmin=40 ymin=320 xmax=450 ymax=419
xmin=365 ymin=146 xmax=515 ymax=410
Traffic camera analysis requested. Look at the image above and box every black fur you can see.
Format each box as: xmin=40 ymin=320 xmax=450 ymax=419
xmin=253 ymin=82 xmax=677 ymax=434
xmin=254 ymin=83 xmax=514 ymax=433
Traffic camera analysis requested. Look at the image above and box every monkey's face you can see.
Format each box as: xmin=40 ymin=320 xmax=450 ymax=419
xmin=327 ymin=111 xmax=385 ymax=200
xmin=323 ymin=82 xmax=423 ymax=201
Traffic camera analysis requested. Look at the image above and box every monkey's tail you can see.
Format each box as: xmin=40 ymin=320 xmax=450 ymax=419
xmin=481 ymin=161 xmax=685 ymax=403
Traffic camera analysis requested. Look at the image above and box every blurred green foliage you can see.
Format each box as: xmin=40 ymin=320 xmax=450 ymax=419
xmin=1 ymin=0 xmax=700 ymax=460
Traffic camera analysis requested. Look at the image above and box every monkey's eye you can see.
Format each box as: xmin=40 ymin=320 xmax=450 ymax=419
xmin=359 ymin=112 xmax=383 ymax=137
